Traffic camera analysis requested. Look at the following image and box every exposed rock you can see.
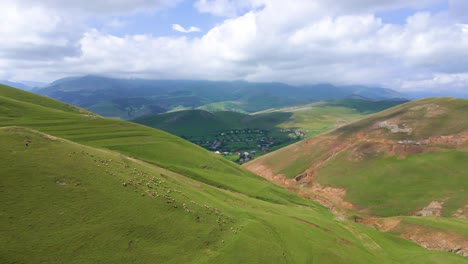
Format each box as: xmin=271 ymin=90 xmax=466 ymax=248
xmin=414 ymin=201 xmax=444 ymax=217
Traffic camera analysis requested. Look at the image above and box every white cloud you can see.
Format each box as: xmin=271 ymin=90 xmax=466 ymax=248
xmin=172 ymin=24 xmax=201 ymax=33
xmin=399 ymin=73 xmax=468 ymax=92
xmin=0 ymin=2 xmax=82 ymax=61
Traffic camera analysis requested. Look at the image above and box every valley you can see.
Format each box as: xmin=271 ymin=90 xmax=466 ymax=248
xmin=134 ymin=99 xmax=405 ymax=163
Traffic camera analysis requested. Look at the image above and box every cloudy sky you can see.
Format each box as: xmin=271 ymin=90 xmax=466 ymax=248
xmin=1 ymin=0 xmax=468 ymax=93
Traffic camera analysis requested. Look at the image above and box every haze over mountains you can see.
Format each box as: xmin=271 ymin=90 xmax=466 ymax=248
xmin=33 ymin=75 xmax=408 ymax=119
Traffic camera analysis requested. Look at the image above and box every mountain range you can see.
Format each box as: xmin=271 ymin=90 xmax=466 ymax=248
xmin=34 ymin=75 xmax=408 ymax=119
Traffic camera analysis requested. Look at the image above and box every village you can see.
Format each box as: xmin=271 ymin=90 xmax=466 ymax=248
xmin=189 ymin=128 xmax=306 ymax=163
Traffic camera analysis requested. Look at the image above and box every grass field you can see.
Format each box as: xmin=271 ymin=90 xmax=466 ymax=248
xmin=1 ymin=84 xmax=467 ymax=262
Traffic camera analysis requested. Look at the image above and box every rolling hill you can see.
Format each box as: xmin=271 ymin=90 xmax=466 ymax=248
xmin=1 ymin=84 xmax=466 ymax=262
xmin=33 ymin=75 xmax=407 ymax=119
xmin=244 ymin=98 xmax=468 ymax=216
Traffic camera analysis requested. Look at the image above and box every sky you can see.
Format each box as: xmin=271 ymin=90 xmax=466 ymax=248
xmin=1 ymin=0 xmax=468 ymax=93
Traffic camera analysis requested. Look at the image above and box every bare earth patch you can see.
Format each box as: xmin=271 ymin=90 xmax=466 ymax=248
xmin=245 ymin=163 xmax=355 ymax=215
xmin=400 ymin=225 xmax=468 ymax=257
xmin=360 ymin=217 xmax=402 ymax=232
xmin=453 ymin=204 xmax=468 ymax=219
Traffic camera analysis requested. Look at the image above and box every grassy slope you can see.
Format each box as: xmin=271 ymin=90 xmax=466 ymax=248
xmin=245 ymin=98 xmax=468 ymax=217
xmin=334 ymin=98 xmax=468 ymax=140
xmin=1 ymin=127 xmax=464 ymax=264
xmin=134 ymin=110 xmax=248 ymax=137
xmin=317 ymin=151 xmax=468 ymax=216
xmin=272 ymin=99 xmax=405 ymax=138
xmin=0 ymin=84 xmax=93 ymax=115
xmin=0 ymin=85 xmax=304 ymax=206
xmin=134 ymin=109 xmax=293 ymax=136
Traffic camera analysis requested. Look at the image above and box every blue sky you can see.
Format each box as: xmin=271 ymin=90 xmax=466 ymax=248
xmin=1 ymin=0 xmax=468 ymax=94
xmin=89 ymin=1 xmax=219 ymax=37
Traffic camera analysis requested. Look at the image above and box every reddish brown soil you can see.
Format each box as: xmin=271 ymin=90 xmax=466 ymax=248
xmin=359 ymin=217 xmax=402 ymax=232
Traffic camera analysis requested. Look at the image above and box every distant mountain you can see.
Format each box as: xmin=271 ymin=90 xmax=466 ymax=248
xmin=0 ymin=80 xmax=32 ymax=90
xmin=0 ymin=80 xmax=48 ymax=91
xmin=34 ymin=75 xmax=408 ymax=119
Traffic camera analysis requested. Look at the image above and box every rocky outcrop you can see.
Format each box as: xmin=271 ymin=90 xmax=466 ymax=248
xmin=377 ymin=121 xmax=413 ymax=134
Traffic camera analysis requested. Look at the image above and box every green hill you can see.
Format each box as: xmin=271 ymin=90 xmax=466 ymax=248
xmin=0 ymin=85 xmax=303 ymax=204
xmin=244 ymin=98 xmax=468 ymax=216
xmin=134 ymin=109 xmax=246 ymax=137
xmin=1 ymin=84 xmax=466 ymax=262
